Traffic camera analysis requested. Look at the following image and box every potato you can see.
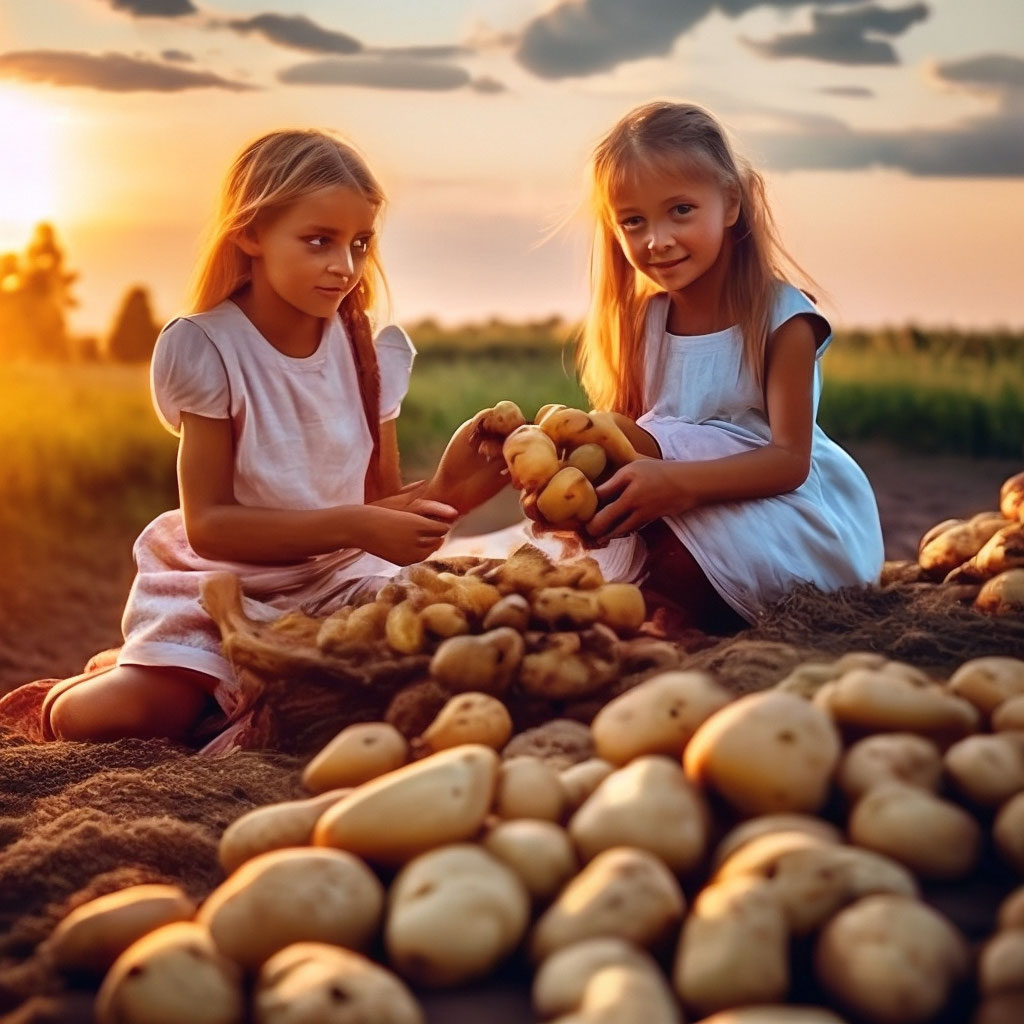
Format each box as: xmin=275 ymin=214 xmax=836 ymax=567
xmin=483 ymin=819 xmax=578 ymax=902
xmin=673 ymin=875 xmax=788 ymax=1016
xmin=543 ymin=963 xmax=681 ymax=1023
xmin=848 ymin=781 xmax=981 ymax=879
xmin=503 ymin=425 xmax=561 ymax=492
xmin=1002 ymin=471 xmax=1024 ymax=520
xmin=254 ymin=942 xmax=423 ymax=1024
xmin=519 ymin=629 xmax=618 ymax=699
xmin=947 ymin=522 xmax=1024 ymax=582
xmin=717 ymin=839 xmax=918 ymax=935
xmin=532 ymin=938 xmax=660 ymax=1019
xmin=945 ymin=732 xmax=1024 ymax=806
xmin=976 ymin=569 xmax=1024 ymax=615
xmin=532 ymin=587 xmax=601 ymax=629
xmin=429 ymin=628 xmax=525 ymax=695
xmin=481 ymin=593 xmax=531 ymax=631
xmin=712 ymin=816 xmax=842 ymax=870
xmin=385 ymin=844 xmax=530 ymax=986
xmin=220 ymin=789 xmax=351 ymax=873
xmin=975 ymin=993 xmax=1024 ymax=1024
xmin=979 ymin=929 xmax=1024 ymax=997
xmin=595 ymin=583 xmax=646 ymax=632
xmin=814 ymin=894 xmax=969 ymax=1024
xmin=95 ymin=921 xmax=244 ymax=1024
xmin=197 ymin=848 xmax=384 ymax=970
xmin=774 ymin=651 xmax=888 ymax=699
xmin=994 ymin=695 xmax=1024 ymax=732
xmin=538 ymin=408 xmax=643 ymax=466
xmin=684 ymin=691 xmax=841 ymax=815
xmin=302 ymin=722 xmax=408 ymax=793
xmin=836 ymin=732 xmax=943 ymax=802
xmin=592 ymin=669 xmax=732 ymax=766
xmin=530 ymin=847 xmax=685 ymax=962
xmin=994 ymin=791 xmax=1024 ymax=873
xmin=816 ymin=666 xmax=979 ymax=741
xmin=313 ymin=744 xmax=499 ymax=864
xmin=317 ymin=601 xmax=389 ymax=652
xmin=696 ymin=1008 xmax=850 ymax=1023
xmin=536 ymin=466 xmax=599 ymax=525
xmin=998 ymin=886 xmax=1024 ymax=929
xmin=947 ymin=656 xmax=1024 ymax=718
xmin=385 ymin=600 xmax=426 ymax=654
xmin=495 ymin=755 xmax=566 ymax=821
xmin=480 ymin=400 xmax=527 ymax=438
xmin=569 ymin=756 xmax=709 ymax=873
xmin=418 ymin=602 xmax=470 ymax=639
xmin=420 ymin=692 xmax=513 ymax=753
xmin=918 ymin=513 xmax=1007 ymax=576
xmin=565 ymin=443 xmax=608 ymax=482
xmin=559 ymin=758 xmax=615 ymax=812
xmin=48 ymin=884 xmax=196 ymax=974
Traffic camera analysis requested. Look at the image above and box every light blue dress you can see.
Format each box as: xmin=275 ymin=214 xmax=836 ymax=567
xmin=632 ymin=283 xmax=884 ymax=620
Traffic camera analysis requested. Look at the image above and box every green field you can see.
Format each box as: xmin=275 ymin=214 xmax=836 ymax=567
xmin=1 ymin=326 xmax=1021 ymax=534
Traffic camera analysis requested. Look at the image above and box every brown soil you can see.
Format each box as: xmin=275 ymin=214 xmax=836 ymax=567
xmin=0 ymin=443 xmax=1021 ymax=1023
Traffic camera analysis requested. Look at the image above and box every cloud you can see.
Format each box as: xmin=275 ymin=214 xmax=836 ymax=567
xmin=746 ymin=3 xmax=930 ymax=65
xmin=818 ymin=85 xmax=875 ymax=98
xmin=513 ymin=0 xmax=852 ymax=79
xmin=105 ymin=0 xmax=197 ymax=15
xmin=223 ymin=13 xmax=361 ymax=55
xmin=279 ymin=56 xmax=483 ymax=91
xmin=933 ymin=53 xmax=1024 ymax=92
xmin=470 ymin=75 xmax=506 ymax=94
xmin=749 ymin=113 xmax=1024 ymax=176
xmin=0 ymin=50 xmax=255 ymax=91
xmin=374 ymin=45 xmax=474 ymax=60
xmin=160 ymin=49 xmax=194 ymax=63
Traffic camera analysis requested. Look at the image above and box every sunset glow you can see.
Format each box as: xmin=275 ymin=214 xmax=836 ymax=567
xmin=0 ymin=88 xmax=62 ymax=251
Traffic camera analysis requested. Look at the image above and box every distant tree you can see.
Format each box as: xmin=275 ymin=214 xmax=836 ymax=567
xmin=107 ymin=285 xmax=160 ymax=363
xmin=19 ymin=222 xmax=77 ymax=359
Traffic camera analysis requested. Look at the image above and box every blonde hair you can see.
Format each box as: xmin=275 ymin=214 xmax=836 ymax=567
xmin=190 ymin=128 xmax=388 ymax=317
xmin=579 ymin=101 xmax=811 ymax=416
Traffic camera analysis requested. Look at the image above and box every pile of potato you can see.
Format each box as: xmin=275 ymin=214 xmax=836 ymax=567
xmin=203 ymin=544 xmax=664 ymax=715
xmin=917 ymin=469 xmax=1024 ymax=615
xmin=498 ymin=401 xmax=645 ymax=530
xmin=45 ymin=650 xmax=1024 ymax=1023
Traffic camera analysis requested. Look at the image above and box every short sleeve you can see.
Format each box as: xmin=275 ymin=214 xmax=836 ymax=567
xmin=376 ymin=324 xmax=417 ymax=422
xmin=150 ymin=318 xmax=231 ymax=436
xmin=771 ymin=283 xmax=833 ymax=358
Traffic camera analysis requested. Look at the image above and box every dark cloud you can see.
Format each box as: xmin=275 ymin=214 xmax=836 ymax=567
xmin=513 ymin=0 xmax=852 ymax=79
xmin=106 ymin=0 xmax=197 ymax=15
xmin=279 ymin=56 xmax=477 ymax=91
xmin=375 ymin=45 xmax=474 ymax=60
xmin=934 ymin=53 xmax=1024 ymax=92
xmin=160 ymin=49 xmax=194 ymax=63
xmin=747 ymin=3 xmax=929 ymax=65
xmin=0 ymin=50 xmax=255 ymax=91
xmin=224 ymin=13 xmax=361 ymax=55
xmin=818 ymin=85 xmax=875 ymax=98
xmin=470 ymin=75 xmax=506 ymax=94
xmin=750 ymin=113 xmax=1024 ymax=176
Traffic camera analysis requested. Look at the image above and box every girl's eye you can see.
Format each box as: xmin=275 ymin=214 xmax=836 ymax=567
xmin=672 ymin=204 xmax=694 ymax=216
xmin=619 ymin=216 xmax=643 ymax=230
xmin=307 ymin=236 xmax=330 ymax=248
xmin=352 ymin=237 xmax=370 ymax=255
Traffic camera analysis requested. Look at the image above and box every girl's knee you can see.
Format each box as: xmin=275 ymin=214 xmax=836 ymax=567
xmin=48 ymin=667 xmax=211 ymax=742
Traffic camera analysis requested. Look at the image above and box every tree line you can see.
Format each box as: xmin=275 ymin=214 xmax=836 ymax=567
xmin=0 ymin=222 xmax=159 ymax=363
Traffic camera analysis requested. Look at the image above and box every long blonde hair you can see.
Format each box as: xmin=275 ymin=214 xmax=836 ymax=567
xmin=579 ymin=101 xmax=810 ymax=416
xmin=190 ymin=129 xmax=390 ymax=499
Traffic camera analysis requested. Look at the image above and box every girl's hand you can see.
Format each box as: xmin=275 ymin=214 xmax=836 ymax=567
xmin=372 ymin=488 xmax=459 ymax=523
xmin=587 ymin=459 xmax=697 ymax=540
xmin=421 ymin=411 xmax=511 ymax=514
xmin=356 ymin=505 xmax=452 ymax=565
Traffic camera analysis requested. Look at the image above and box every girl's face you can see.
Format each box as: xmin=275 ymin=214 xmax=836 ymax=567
xmin=239 ymin=185 xmax=377 ymax=318
xmin=609 ymin=161 xmax=739 ymax=295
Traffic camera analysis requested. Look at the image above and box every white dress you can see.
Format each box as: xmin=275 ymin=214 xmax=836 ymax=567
xmin=633 ymin=284 xmax=884 ymax=620
xmin=116 ymin=300 xmax=416 ymax=697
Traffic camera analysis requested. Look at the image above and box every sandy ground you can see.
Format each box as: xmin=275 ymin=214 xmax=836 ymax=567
xmin=0 ymin=440 xmax=1019 ymax=696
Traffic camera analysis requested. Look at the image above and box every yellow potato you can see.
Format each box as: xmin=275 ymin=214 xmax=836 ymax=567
xmin=502 ymin=424 xmax=561 ymax=492
xmin=536 ymin=466 xmax=599 ymax=525
xmin=420 ymin=692 xmax=513 ymax=753
xmin=302 ymin=721 xmax=409 ymax=793
xmin=539 ymin=408 xmax=642 ymax=466
xmin=1001 ymin=470 xmax=1024 ymax=521
xmin=566 ymin=443 xmax=608 ymax=481
xmin=429 ymin=628 xmax=525 ymax=695
xmin=479 ymin=400 xmax=526 ymax=437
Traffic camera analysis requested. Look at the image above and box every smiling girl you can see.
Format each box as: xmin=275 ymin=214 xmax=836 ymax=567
xmin=576 ymin=101 xmax=884 ymax=630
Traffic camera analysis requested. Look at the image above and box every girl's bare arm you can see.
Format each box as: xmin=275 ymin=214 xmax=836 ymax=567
xmin=177 ymin=412 xmax=450 ymax=564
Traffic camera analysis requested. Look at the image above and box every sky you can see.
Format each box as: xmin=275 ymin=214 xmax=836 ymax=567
xmin=1 ymin=0 xmax=1022 ymax=337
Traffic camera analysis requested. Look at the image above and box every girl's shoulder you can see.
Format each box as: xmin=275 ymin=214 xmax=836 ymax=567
xmin=770 ymin=282 xmax=832 ymax=354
